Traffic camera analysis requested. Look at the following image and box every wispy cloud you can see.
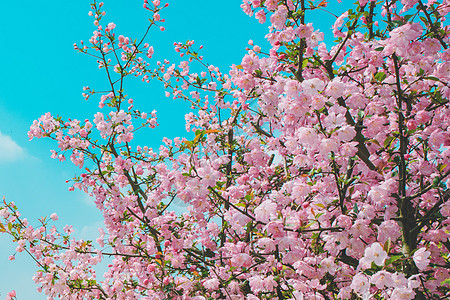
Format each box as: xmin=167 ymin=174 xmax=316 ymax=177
xmin=77 ymin=220 xmax=105 ymax=242
xmin=0 ymin=131 xmax=24 ymax=163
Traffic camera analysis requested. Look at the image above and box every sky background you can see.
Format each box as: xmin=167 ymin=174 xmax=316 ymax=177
xmin=0 ymin=1 xmax=344 ymax=298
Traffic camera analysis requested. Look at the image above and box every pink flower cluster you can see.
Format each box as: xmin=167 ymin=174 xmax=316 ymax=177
xmin=2 ymin=0 xmax=450 ymax=299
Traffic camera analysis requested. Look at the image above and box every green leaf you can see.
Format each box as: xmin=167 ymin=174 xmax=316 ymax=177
xmin=357 ymin=110 xmax=365 ymax=119
xmin=316 ymin=203 xmax=325 ymax=209
xmin=385 ymin=254 xmax=403 ymax=266
xmin=374 ymin=71 xmax=386 ymax=82
xmin=432 ymin=176 xmax=440 ymax=187
xmin=424 ymin=76 xmax=440 ymax=81
xmin=383 ymin=238 xmax=391 ymax=253
xmin=442 ymin=278 xmax=450 ymax=286
xmin=384 ymin=136 xmax=396 ymax=148
xmin=404 ymin=14 xmax=414 ymax=22
xmin=302 ymin=59 xmax=308 ymax=68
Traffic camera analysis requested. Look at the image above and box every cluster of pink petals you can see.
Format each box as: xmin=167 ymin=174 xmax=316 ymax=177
xmin=1 ymin=0 xmax=450 ymax=299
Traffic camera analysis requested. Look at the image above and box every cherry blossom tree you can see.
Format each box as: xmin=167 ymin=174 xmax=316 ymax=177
xmin=1 ymin=0 xmax=450 ymax=299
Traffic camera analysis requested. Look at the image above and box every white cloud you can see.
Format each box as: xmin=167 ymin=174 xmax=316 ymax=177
xmin=77 ymin=221 xmax=105 ymax=242
xmin=0 ymin=131 xmax=24 ymax=163
xmin=79 ymin=192 xmax=96 ymax=207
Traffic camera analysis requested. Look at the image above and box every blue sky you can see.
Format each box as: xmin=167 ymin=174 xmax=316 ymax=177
xmin=0 ymin=1 xmax=344 ymax=298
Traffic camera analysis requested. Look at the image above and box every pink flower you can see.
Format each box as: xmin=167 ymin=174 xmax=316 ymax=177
xmin=50 ymin=213 xmax=59 ymax=221
xmin=325 ymin=80 xmax=346 ymax=98
xmin=415 ymin=110 xmax=432 ymax=124
xmin=370 ymin=270 xmax=393 ymax=289
xmin=302 ymin=78 xmax=325 ymax=94
xmin=266 ymin=221 xmax=285 ymax=238
xmin=320 ymin=257 xmax=337 ymax=275
xmin=336 ymin=215 xmax=352 ymax=230
xmin=428 ymin=129 xmax=445 ymax=149
xmin=391 ymin=272 xmax=408 ymax=288
xmin=197 ymin=165 xmax=220 ymax=187
xmin=296 ymin=23 xmax=313 ymax=39
xmin=203 ymin=278 xmax=220 ymax=290
xmin=241 ymin=52 xmax=260 ymax=73
xmin=364 ymin=242 xmax=388 ymax=266
xmin=106 ymin=22 xmax=116 ymax=31
xmin=319 ymin=137 xmax=339 ymax=155
xmin=389 ymin=23 xmax=422 ymax=47
xmin=377 ymin=220 xmax=401 ymax=243
xmin=263 ymin=275 xmax=276 ymax=292
xmin=6 ymin=290 xmax=16 ymax=300
xmin=257 ymin=238 xmax=276 ymax=252
xmin=308 ymin=30 xmax=324 ymax=47
xmin=249 ymin=275 xmax=264 ymax=293
xmin=285 ymin=80 xmax=302 ymax=98
xmin=236 ymin=74 xmax=256 ymax=90
xmin=270 ymin=6 xmax=287 ymax=29
xmin=412 ymin=247 xmax=431 ymax=271
xmin=297 ymin=127 xmax=319 ymax=149
xmin=336 ymin=125 xmax=356 ymax=142
xmin=350 ymin=273 xmax=370 ymax=295
xmin=254 ymin=200 xmax=277 ymax=222
xmin=230 ymin=253 xmax=252 ymax=268
xmin=323 ymin=112 xmax=346 ymax=129
xmin=391 ymin=287 xmax=416 ymax=300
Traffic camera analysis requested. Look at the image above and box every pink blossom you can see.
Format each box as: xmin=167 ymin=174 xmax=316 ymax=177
xmin=391 ymin=287 xmax=416 ymax=300
xmin=230 ymin=253 xmax=252 ymax=268
xmin=336 ymin=215 xmax=352 ymax=230
xmin=302 ymin=78 xmax=325 ymax=94
xmin=308 ymin=30 xmax=324 ymax=47
xmin=266 ymin=221 xmax=284 ymax=238
xmin=50 ymin=213 xmax=58 ymax=221
xmin=350 ymin=273 xmax=370 ymax=295
xmin=323 ymin=114 xmax=344 ymax=131
xmin=412 ymin=247 xmax=431 ymax=270
xmin=391 ymin=272 xmax=408 ymax=288
xmin=241 ymin=52 xmax=260 ymax=73
xmin=255 ymin=200 xmax=277 ymax=222
xmin=428 ymin=129 xmax=445 ymax=149
xmin=6 ymin=290 xmax=16 ymax=300
xmin=285 ymin=79 xmax=302 ymax=98
xmin=249 ymin=275 xmax=264 ymax=293
xmin=335 ymin=125 xmax=356 ymax=142
xmin=106 ymin=22 xmax=116 ymax=31
xmin=389 ymin=23 xmax=422 ymax=51
xmin=377 ymin=220 xmax=401 ymax=243
xmin=255 ymin=11 xmax=266 ymax=24
xmin=197 ymin=165 xmax=220 ymax=187
xmin=363 ymin=242 xmax=388 ymax=266
xmin=325 ymin=80 xmax=346 ymax=98
xmin=203 ymin=278 xmax=220 ymax=290
xmin=270 ymin=6 xmax=287 ymax=29
xmin=370 ymin=270 xmax=393 ymax=289
xmin=320 ymin=257 xmax=337 ymax=275
xmin=296 ymin=23 xmax=313 ymax=39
